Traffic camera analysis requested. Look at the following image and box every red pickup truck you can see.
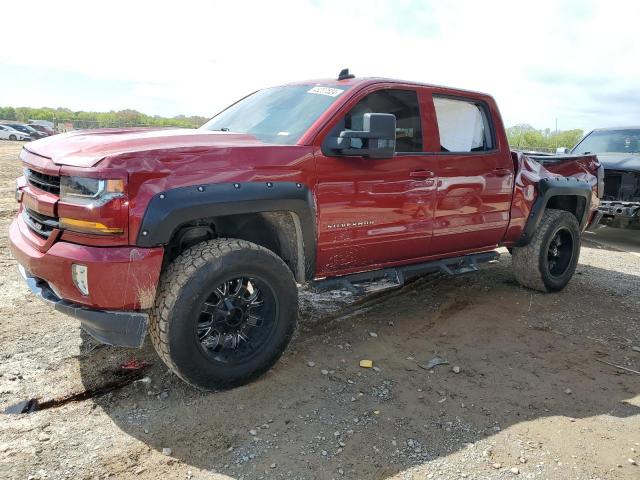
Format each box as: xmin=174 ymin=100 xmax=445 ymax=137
xmin=10 ymin=71 xmax=603 ymax=390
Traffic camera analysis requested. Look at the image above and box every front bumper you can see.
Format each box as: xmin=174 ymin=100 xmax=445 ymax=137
xmin=18 ymin=266 xmax=148 ymax=348
xmin=9 ymin=216 xmax=164 ymax=310
xmin=9 ymin=215 xmax=164 ymax=347
xmin=598 ymin=200 xmax=640 ymax=219
xmin=598 ymin=200 xmax=640 ymax=227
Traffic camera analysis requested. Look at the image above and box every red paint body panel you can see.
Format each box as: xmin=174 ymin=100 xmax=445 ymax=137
xmin=24 ymin=128 xmax=264 ymax=168
xmin=9 ymin=216 xmax=163 ymax=309
xmin=20 ymin=149 xmax=60 ymax=175
xmin=501 ymin=152 xmax=600 ymax=245
xmin=8 ymin=76 xmax=600 ymax=311
xmin=313 ymin=151 xmax=437 ymax=276
xmin=312 ymin=83 xmax=438 ymax=276
xmin=121 ymin=145 xmax=315 ymax=246
xmin=427 ymin=87 xmax=515 ymax=254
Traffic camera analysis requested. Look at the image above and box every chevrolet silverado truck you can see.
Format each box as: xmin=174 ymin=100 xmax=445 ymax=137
xmin=9 ymin=71 xmax=603 ymax=390
xmin=559 ymin=127 xmax=639 ymax=229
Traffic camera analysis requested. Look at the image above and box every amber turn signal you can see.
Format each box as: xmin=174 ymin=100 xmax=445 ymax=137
xmin=59 ymin=217 xmax=124 ymax=235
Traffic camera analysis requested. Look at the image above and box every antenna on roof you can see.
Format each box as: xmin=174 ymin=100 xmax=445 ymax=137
xmin=338 ymin=68 xmax=355 ymax=81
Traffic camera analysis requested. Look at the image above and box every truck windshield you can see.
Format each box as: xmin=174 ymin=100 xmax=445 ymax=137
xmin=200 ymin=85 xmax=349 ymax=145
xmin=573 ymin=128 xmax=640 ymax=154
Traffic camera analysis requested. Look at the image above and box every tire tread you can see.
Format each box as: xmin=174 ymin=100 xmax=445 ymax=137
xmin=149 ymin=238 xmax=297 ymax=390
xmin=511 ymin=209 xmax=580 ymax=292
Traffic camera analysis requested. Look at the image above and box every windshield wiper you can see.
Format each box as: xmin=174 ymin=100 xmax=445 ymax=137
xmin=210 ymin=127 xmax=230 ymax=132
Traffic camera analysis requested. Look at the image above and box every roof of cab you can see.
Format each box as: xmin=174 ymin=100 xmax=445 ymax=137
xmin=281 ymin=76 xmax=493 ymax=99
xmin=591 ymin=126 xmax=640 ymax=131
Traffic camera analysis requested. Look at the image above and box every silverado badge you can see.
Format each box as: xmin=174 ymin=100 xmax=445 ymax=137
xmin=326 ymin=220 xmax=374 ymax=229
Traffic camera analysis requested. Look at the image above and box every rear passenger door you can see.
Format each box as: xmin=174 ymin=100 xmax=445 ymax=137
xmin=430 ymin=95 xmax=514 ymax=254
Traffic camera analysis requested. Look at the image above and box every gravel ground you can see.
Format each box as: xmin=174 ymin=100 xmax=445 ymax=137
xmin=0 ymin=140 xmax=639 ymax=480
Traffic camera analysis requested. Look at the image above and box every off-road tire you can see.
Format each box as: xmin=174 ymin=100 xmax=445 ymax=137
xmin=511 ymin=209 xmax=581 ymax=292
xmin=149 ymin=238 xmax=298 ymax=390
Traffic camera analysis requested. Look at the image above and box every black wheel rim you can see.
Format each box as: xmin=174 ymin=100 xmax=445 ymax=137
xmin=547 ymin=227 xmax=574 ymax=277
xmin=196 ymin=276 xmax=277 ymax=364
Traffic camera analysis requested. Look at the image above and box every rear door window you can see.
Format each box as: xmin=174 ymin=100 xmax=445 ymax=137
xmin=433 ymin=97 xmax=493 ymax=152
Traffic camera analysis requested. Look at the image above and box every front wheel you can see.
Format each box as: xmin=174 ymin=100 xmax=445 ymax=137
xmin=9 ymin=134 xmax=16 ymax=141
xmin=511 ymin=209 xmax=581 ymax=292
xmin=149 ymin=238 xmax=298 ymax=390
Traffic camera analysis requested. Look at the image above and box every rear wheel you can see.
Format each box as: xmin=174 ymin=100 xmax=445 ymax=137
xmin=511 ymin=209 xmax=581 ymax=292
xmin=149 ymin=238 xmax=298 ymax=390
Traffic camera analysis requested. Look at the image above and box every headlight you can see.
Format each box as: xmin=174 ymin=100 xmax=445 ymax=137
xmin=58 ymin=176 xmax=126 ymax=235
xmin=60 ymin=176 xmax=124 ymax=206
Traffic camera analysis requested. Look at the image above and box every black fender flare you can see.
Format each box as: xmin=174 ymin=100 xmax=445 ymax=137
xmin=515 ymin=177 xmax=592 ymax=247
xmin=136 ymin=182 xmax=316 ymax=278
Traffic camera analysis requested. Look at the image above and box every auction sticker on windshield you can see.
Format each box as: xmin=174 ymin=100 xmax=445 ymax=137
xmin=307 ymin=86 xmax=344 ymax=97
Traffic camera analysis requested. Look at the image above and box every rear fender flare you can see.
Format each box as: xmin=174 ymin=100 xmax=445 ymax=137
xmin=515 ymin=177 xmax=592 ymax=247
xmin=136 ymin=182 xmax=316 ymax=279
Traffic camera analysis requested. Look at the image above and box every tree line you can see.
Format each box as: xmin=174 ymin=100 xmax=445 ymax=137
xmin=0 ymin=106 xmax=208 ymax=129
xmin=506 ymin=124 xmax=584 ymax=151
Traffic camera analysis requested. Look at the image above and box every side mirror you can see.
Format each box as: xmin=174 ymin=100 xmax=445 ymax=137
xmin=326 ymin=113 xmax=396 ymax=159
xmin=555 ymin=147 xmax=570 ymax=154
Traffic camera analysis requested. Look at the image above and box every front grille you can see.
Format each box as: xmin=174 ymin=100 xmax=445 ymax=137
xmin=23 ymin=207 xmax=59 ymax=238
xmin=25 ymin=168 xmax=60 ymax=195
xmin=603 ymin=170 xmax=640 ymax=202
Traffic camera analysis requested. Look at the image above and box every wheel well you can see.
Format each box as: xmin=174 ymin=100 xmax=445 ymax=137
xmin=545 ymin=195 xmax=586 ymax=223
xmin=164 ymin=211 xmax=306 ymax=283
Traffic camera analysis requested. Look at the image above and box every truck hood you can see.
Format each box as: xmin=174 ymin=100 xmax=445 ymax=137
xmin=24 ymin=128 xmax=266 ymax=167
xmin=593 ymin=152 xmax=640 ymax=172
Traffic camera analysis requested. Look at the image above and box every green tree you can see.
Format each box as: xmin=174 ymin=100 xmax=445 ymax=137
xmin=0 ymin=106 xmax=16 ymax=120
xmin=507 ymin=124 xmax=583 ymax=152
xmin=0 ymin=106 xmax=208 ymax=129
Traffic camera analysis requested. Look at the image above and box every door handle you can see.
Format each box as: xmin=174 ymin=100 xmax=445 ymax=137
xmin=493 ymin=168 xmax=512 ymax=177
xmin=410 ymin=170 xmax=435 ymax=179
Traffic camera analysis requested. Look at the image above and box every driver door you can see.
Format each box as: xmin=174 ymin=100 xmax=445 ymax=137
xmin=313 ymin=87 xmax=437 ymax=278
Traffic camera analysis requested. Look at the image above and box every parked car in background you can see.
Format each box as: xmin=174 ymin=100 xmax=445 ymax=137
xmin=28 ymin=124 xmax=55 ymax=136
xmin=2 ymin=123 xmax=47 ymax=140
xmin=559 ymin=127 xmax=640 ymax=229
xmin=0 ymin=124 xmax=31 ymax=141
xmin=29 ymin=119 xmax=54 ymax=128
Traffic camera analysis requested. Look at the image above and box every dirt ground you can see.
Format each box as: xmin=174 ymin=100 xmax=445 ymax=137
xmin=0 ymin=140 xmax=639 ymax=480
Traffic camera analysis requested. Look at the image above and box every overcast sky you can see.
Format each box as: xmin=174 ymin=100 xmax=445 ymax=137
xmin=1 ymin=0 xmax=638 ymax=131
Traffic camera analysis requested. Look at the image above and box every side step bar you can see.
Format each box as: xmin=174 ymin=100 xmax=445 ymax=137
xmin=311 ymin=251 xmax=500 ymax=294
